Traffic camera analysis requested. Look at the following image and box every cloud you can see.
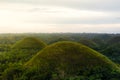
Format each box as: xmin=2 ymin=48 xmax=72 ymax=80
xmin=1 ymin=0 xmax=120 ymax=11
xmin=0 ymin=1 xmax=119 ymax=33
xmin=1 ymin=2 xmax=117 ymax=25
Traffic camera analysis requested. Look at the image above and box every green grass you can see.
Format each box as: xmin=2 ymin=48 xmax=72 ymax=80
xmin=79 ymin=39 xmax=99 ymax=49
xmin=12 ymin=37 xmax=47 ymax=49
xmin=25 ymin=41 xmax=120 ymax=74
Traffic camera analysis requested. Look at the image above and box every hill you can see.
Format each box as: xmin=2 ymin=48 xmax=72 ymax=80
xmin=79 ymin=39 xmax=99 ymax=50
xmin=102 ymin=42 xmax=120 ymax=63
xmin=12 ymin=37 xmax=47 ymax=49
xmin=108 ymin=36 xmax=120 ymax=45
xmin=25 ymin=41 xmax=120 ymax=79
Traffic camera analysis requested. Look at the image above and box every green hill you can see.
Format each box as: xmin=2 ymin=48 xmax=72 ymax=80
xmin=3 ymin=37 xmax=47 ymax=64
xmin=25 ymin=41 xmax=120 ymax=79
xmin=49 ymin=37 xmax=72 ymax=44
xmin=79 ymin=39 xmax=99 ymax=50
xmin=108 ymin=36 xmax=120 ymax=45
xmin=102 ymin=42 xmax=120 ymax=63
xmin=12 ymin=37 xmax=47 ymax=49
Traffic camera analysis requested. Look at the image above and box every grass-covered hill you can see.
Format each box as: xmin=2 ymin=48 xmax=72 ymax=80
xmin=24 ymin=41 xmax=120 ymax=80
xmin=10 ymin=37 xmax=47 ymax=62
xmin=12 ymin=37 xmax=47 ymax=49
xmin=49 ymin=37 xmax=72 ymax=44
xmin=102 ymin=42 xmax=120 ymax=64
xmin=0 ymin=37 xmax=47 ymax=80
xmin=108 ymin=36 xmax=120 ymax=45
xmin=0 ymin=37 xmax=47 ymax=65
xmin=79 ymin=39 xmax=99 ymax=50
xmin=101 ymin=36 xmax=120 ymax=64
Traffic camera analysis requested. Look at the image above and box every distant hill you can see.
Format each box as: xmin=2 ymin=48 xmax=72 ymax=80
xmin=79 ymin=39 xmax=99 ymax=50
xmin=102 ymin=42 xmax=120 ymax=63
xmin=2 ymin=37 xmax=47 ymax=64
xmin=101 ymin=36 xmax=120 ymax=64
xmin=108 ymin=36 xmax=120 ymax=45
xmin=12 ymin=37 xmax=47 ymax=49
xmin=25 ymin=41 xmax=120 ymax=79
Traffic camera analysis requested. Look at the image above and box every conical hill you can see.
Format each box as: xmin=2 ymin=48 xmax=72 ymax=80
xmin=12 ymin=37 xmax=47 ymax=49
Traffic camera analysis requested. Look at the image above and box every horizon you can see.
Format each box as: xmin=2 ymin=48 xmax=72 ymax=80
xmin=0 ymin=0 xmax=120 ymax=33
xmin=0 ymin=32 xmax=119 ymax=34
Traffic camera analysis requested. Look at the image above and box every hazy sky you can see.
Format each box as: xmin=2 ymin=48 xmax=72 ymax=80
xmin=0 ymin=0 xmax=120 ymax=33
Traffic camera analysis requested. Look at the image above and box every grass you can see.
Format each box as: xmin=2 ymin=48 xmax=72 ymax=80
xmin=12 ymin=37 xmax=47 ymax=49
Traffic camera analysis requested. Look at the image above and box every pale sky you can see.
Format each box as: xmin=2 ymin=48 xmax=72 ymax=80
xmin=0 ymin=0 xmax=120 ymax=33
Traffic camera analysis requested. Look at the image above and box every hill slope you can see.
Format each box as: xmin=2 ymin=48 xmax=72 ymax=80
xmin=102 ymin=42 xmax=120 ymax=63
xmin=79 ymin=39 xmax=99 ymax=50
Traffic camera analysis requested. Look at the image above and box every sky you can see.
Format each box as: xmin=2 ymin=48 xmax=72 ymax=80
xmin=0 ymin=0 xmax=120 ymax=33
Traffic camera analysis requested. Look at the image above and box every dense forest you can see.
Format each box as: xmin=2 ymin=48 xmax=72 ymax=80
xmin=0 ymin=33 xmax=120 ymax=80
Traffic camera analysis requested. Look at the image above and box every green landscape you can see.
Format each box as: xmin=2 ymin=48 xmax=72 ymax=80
xmin=0 ymin=0 xmax=120 ymax=79
xmin=0 ymin=33 xmax=119 ymax=80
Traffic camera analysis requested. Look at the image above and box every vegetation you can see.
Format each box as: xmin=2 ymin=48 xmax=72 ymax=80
xmin=102 ymin=42 xmax=120 ymax=63
xmin=24 ymin=41 xmax=120 ymax=80
xmin=0 ymin=37 xmax=47 ymax=80
xmin=0 ymin=33 xmax=119 ymax=80
xmin=12 ymin=37 xmax=47 ymax=49
xmin=78 ymin=39 xmax=99 ymax=50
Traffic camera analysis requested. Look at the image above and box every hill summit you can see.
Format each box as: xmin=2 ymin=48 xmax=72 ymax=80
xmin=12 ymin=37 xmax=46 ymax=49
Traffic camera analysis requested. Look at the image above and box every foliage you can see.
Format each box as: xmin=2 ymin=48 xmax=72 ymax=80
xmin=0 ymin=33 xmax=119 ymax=80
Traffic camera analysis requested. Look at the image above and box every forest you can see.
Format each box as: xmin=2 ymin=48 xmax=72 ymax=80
xmin=0 ymin=33 xmax=120 ymax=80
